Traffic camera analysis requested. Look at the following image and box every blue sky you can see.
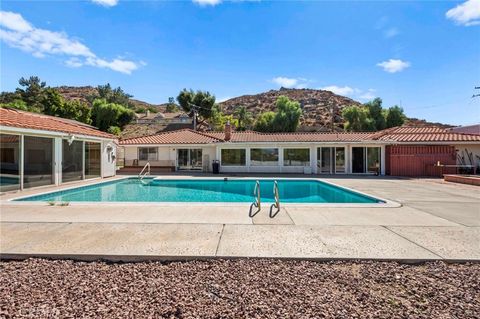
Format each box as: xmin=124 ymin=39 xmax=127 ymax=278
xmin=1 ymin=0 xmax=479 ymax=126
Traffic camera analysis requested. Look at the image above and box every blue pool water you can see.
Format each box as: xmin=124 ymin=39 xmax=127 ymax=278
xmin=15 ymin=178 xmax=382 ymax=204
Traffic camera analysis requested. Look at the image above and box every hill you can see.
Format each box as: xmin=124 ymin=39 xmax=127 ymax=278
xmin=219 ymin=87 xmax=362 ymax=131
xmin=55 ymin=86 xmax=165 ymax=111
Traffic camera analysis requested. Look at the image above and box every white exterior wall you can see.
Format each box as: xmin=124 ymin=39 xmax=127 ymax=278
xmin=122 ymin=142 xmax=388 ymax=175
xmin=0 ymin=125 xmax=116 ymax=191
xmin=455 ymin=144 xmax=480 ymax=168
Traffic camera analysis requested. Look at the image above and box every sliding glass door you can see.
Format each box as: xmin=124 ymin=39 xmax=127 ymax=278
xmin=23 ymin=136 xmax=54 ymax=189
xmin=352 ymin=147 xmax=381 ymax=174
xmin=0 ymin=134 xmax=20 ymax=192
xmin=85 ymin=142 xmax=101 ymax=179
xmin=177 ymin=149 xmax=203 ymax=170
xmin=317 ymin=147 xmax=345 ymax=174
xmin=62 ymin=140 xmax=84 ymax=182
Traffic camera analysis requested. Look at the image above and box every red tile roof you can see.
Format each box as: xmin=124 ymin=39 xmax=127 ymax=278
xmin=120 ymin=129 xmax=221 ymax=145
xmin=120 ymin=126 xmax=480 ymax=145
xmin=373 ymin=126 xmax=480 ymax=142
xmin=0 ymin=108 xmax=116 ymax=139
xmin=205 ymin=131 xmax=373 ymax=143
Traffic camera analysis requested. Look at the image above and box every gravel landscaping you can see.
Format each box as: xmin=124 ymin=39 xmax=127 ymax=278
xmin=1 ymin=259 xmax=479 ymax=318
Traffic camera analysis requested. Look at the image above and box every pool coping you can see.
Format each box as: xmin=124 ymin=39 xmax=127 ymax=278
xmin=3 ymin=176 xmax=401 ymax=208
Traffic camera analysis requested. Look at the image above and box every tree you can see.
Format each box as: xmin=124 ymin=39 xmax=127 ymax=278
xmin=210 ymin=105 xmax=239 ymax=130
xmin=91 ymin=99 xmax=134 ymax=132
xmin=386 ymin=105 xmax=406 ymax=128
xmin=177 ymin=89 xmax=216 ymax=121
xmin=89 ymin=83 xmax=133 ymax=107
xmin=254 ymin=112 xmax=276 ymax=132
xmin=62 ymin=99 xmax=92 ymax=125
xmin=107 ymin=126 xmax=121 ymax=135
xmin=365 ymin=98 xmax=386 ymax=130
xmin=15 ymin=76 xmax=47 ymax=112
xmin=342 ymin=106 xmax=374 ymax=132
xmin=0 ymin=99 xmax=29 ymax=111
xmin=166 ymin=97 xmax=178 ymax=113
xmin=234 ymin=106 xmax=253 ymax=131
xmin=41 ymin=88 xmax=65 ymax=116
xmin=272 ymin=96 xmax=302 ymax=132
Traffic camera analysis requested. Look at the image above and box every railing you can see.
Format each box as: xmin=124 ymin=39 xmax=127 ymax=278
xmin=269 ymin=181 xmax=280 ymax=218
xmin=138 ymin=162 xmax=150 ymax=180
xmin=249 ymin=180 xmax=261 ymax=217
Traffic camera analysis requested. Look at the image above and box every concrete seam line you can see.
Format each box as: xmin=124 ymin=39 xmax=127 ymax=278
xmin=382 ymin=226 xmax=445 ymax=260
xmin=215 ymin=224 xmax=225 ymax=257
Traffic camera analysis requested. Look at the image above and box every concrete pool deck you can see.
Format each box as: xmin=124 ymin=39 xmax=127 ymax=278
xmin=1 ymin=175 xmax=479 ymax=262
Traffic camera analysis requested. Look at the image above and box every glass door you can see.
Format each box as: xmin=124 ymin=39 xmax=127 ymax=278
xmin=62 ymin=140 xmax=84 ymax=182
xmin=317 ymin=147 xmax=332 ymax=173
xmin=352 ymin=147 xmax=365 ymax=173
xmin=177 ymin=149 xmax=203 ymax=170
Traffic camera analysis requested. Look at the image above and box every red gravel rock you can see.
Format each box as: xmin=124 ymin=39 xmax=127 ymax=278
xmin=1 ymin=259 xmax=479 ymax=318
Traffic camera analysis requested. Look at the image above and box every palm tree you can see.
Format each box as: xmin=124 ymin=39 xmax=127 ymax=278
xmin=234 ymin=106 xmax=253 ymax=131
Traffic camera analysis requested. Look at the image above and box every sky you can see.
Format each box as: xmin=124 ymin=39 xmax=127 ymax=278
xmin=0 ymin=0 xmax=479 ymax=126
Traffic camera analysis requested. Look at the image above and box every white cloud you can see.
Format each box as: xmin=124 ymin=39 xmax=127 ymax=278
xmin=376 ymin=59 xmax=410 ymax=73
xmin=0 ymin=10 xmax=141 ymax=74
xmin=91 ymin=0 xmax=118 ymax=7
xmin=320 ymin=85 xmax=358 ymax=96
xmin=272 ymin=77 xmax=309 ymax=88
xmin=358 ymin=89 xmax=377 ymax=101
xmin=193 ymin=0 xmax=222 ymax=6
xmin=384 ymin=27 xmax=399 ymax=38
xmin=320 ymin=85 xmax=377 ymax=101
xmin=446 ymin=0 xmax=480 ymax=26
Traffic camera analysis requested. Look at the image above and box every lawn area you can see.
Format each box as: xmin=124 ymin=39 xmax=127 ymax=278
xmin=1 ymin=259 xmax=478 ymax=318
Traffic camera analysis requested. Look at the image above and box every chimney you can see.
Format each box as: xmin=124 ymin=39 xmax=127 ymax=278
xmin=224 ymin=121 xmax=232 ymax=141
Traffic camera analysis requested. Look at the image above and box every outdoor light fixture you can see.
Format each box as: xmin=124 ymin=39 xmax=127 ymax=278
xmin=67 ymin=134 xmax=75 ymax=145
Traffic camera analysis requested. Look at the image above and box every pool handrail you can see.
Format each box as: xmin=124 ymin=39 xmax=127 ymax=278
xmin=270 ymin=180 xmax=280 ymax=218
xmin=249 ymin=180 xmax=261 ymax=217
xmin=139 ymin=162 xmax=151 ymax=180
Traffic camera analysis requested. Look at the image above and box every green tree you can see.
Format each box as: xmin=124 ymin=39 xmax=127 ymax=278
xmin=272 ymin=96 xmax=302 ymax=132
xmin=177 ymin=89 xmax=216 ymax=121
xmin=15 ymin=76 xmax=47 ymax=112
xmin=342 ymin=106 xmax=374 ymax=132
xmin=234 ymin=106 xmax=253 ymax=131
xmin=364 ymin=98 xmax=386 ymax=130
xmin=41 ymin=88 xmax=65 ymax=116
xmin=107 ymin=126 xmax=121 ymax=135
xmin=91 ymin=99 xmax=134 ymax=132
xmin=62 ymin=99 xmax=92 ymax=125
xmin=89 ymin=83 xmax=133 ymax=107
xmin=166 ymin=97 xmax=178 ymax=113
xmin=210 ymin=105 xmax=239 ymax=130
xmin=386 ymin=105 xmax=406 ymax=128
xmin=254 ymin=111 xmax=276 ymax=132
xmin=0 ymin=99 xmax=29 ymax=111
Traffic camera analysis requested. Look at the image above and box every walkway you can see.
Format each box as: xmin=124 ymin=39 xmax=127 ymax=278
xmin=1 ymin=176 xmax=479 ymax=261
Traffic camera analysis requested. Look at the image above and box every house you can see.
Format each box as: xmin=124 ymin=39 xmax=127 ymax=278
xmin=120 ymin=123 xmax=480 ymax=176
xmin=134 ymin=110 xmax=192 ymax=125
xmin=449 ymin=124 xmax=480 ymax=135
xmin=0 ymin=108 xmax=118 ymax=192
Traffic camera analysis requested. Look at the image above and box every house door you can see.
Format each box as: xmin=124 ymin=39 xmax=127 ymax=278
xmin=177 ymin=149 xmax=203 ymax=170
xmin=352 ymin=147 xmax=365 ymax=173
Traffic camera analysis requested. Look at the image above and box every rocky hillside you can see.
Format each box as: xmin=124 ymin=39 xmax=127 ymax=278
xmin=219 ymin=87 xmax=362 ymax=131
xmin=55 ymin=86 xmax=164 ymax=111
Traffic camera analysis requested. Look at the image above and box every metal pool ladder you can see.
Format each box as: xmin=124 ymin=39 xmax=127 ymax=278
xmin=270 ymin=180 xmax=280 ymax=218
xmin=138 ymin=162 xmax=151 ymax=181
xmin=249 ymin=180 xmax=261 ymax=217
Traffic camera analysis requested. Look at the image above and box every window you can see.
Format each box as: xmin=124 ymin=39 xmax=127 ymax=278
xmin=221 ymin=149 xmax=246 ymax=166
xmin=250 ymin=148 xmax=278 ymax=166
xmin=283 ymin=148 xmax=310 ymax=166
xmin=0 ymin=134 xmax=20 ymax=192
xmin=139 ymin=147 xmax=157 ymax=161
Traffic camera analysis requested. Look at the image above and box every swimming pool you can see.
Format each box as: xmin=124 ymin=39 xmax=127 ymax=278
xmin=15 ymin=178 xmax=383 ymax=204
